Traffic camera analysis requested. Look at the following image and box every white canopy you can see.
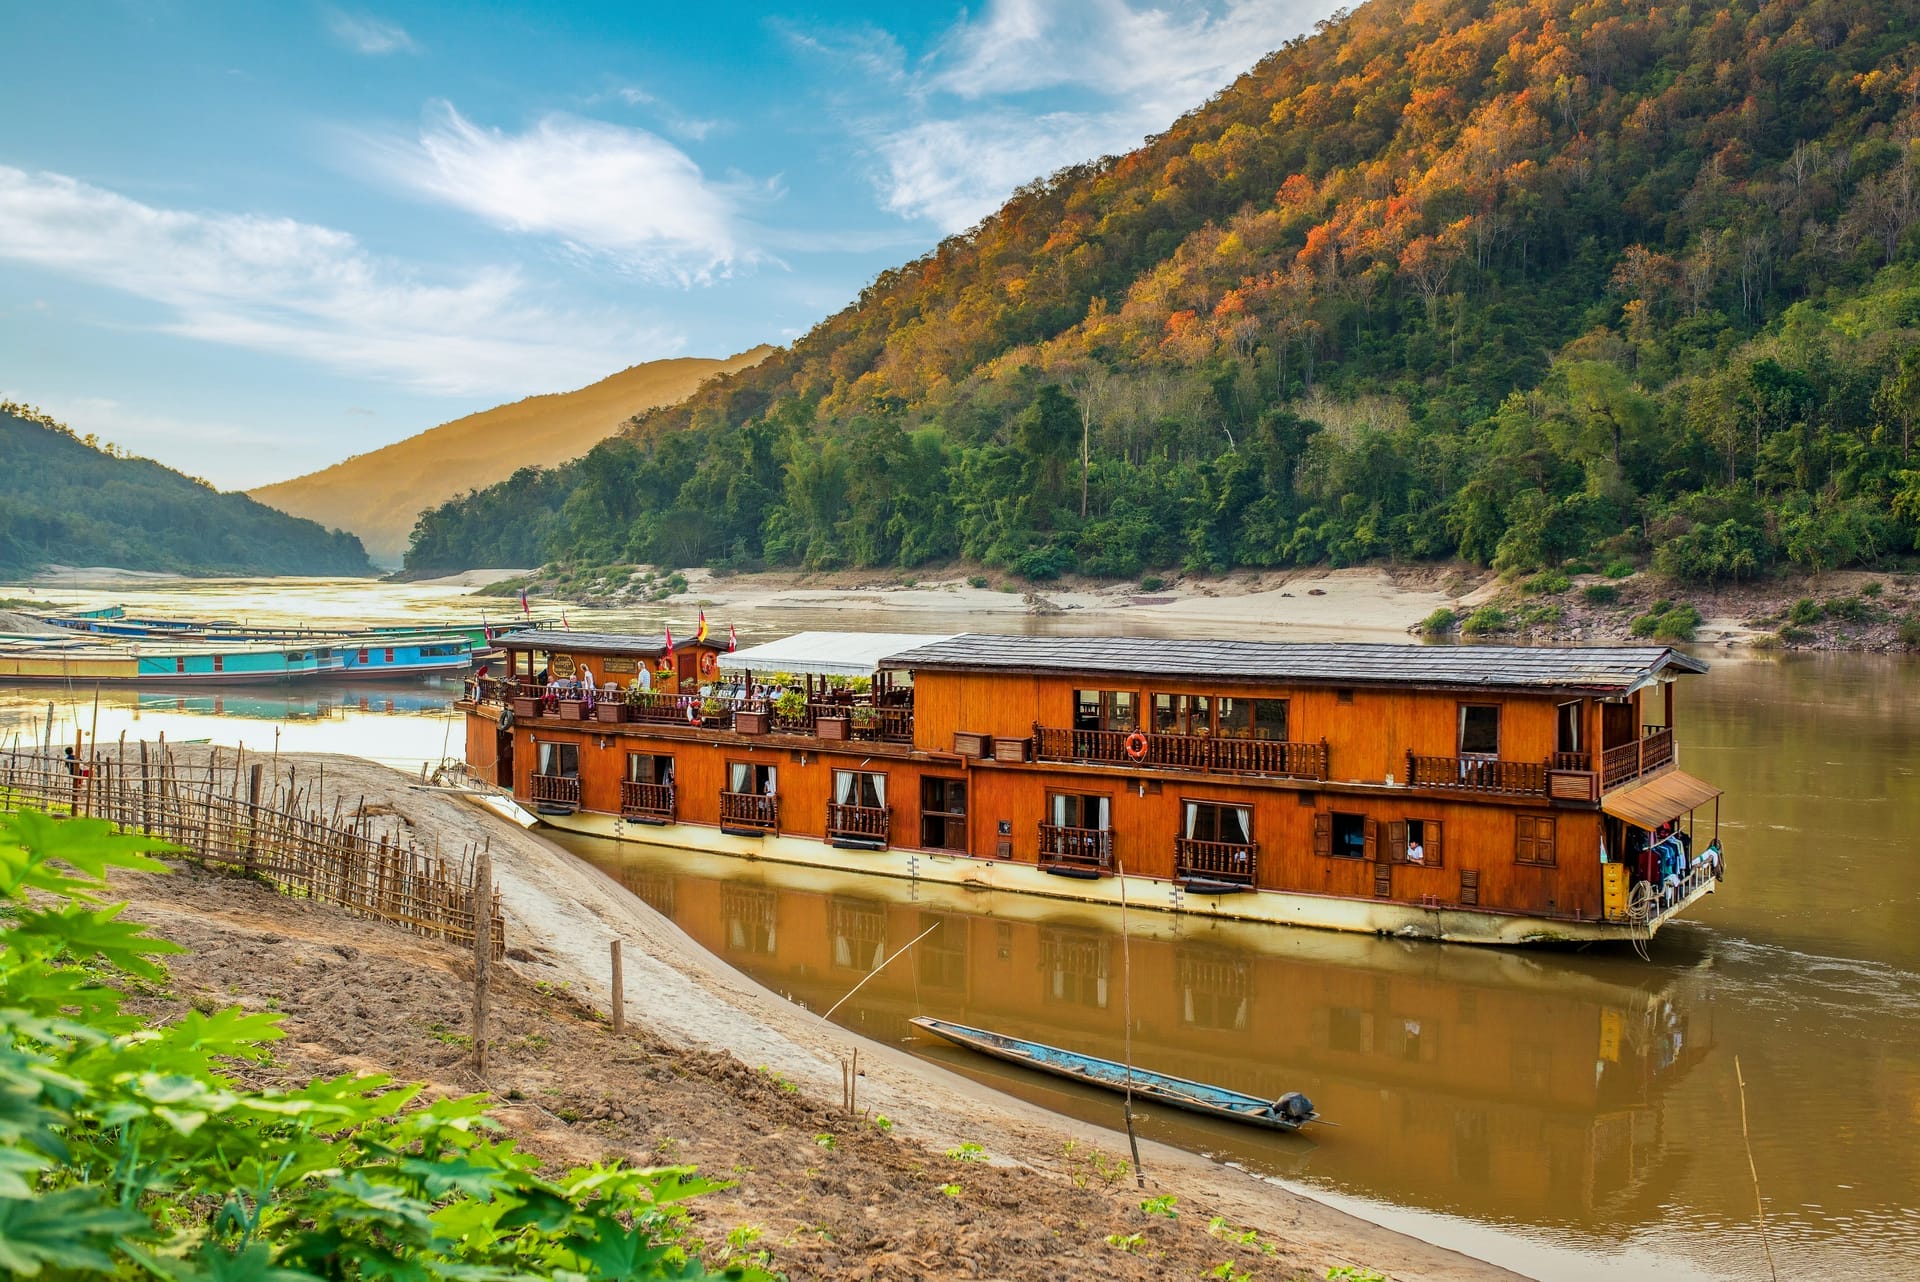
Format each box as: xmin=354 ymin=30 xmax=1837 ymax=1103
xmin=722 ymin=631 xmax=957 ymax=679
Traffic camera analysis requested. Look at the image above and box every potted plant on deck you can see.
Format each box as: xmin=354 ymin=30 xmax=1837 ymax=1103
xmin=772 ymin=688 xmax=807 ymax=731
xmin=815 ymin=703 xmax=851 ymax=741
xmin=594 ymin=690 xmax=626 ymax=723
xmin=850 ymin=705 xmax=881 ymax=739
xmin=734 ymin=703 xmax=770 ymax=734
xmin=558 ymin=696 xmax=587 ymax=721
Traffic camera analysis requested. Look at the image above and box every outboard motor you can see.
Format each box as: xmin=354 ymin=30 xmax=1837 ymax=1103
xmin=1271 ymin=1091 xmax=1314 ymax=1122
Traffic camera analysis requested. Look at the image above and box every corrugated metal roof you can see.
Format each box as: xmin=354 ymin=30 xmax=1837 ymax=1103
xmin=876 ymin=634 xmax=1707 ymax=694
xmin=1602 ymin=770 xmax=1723 ymax=829
xmin=493 ymin=629 xmax=681 ymax=657
xmin=723 ymin=631 xmax=958 ymax=678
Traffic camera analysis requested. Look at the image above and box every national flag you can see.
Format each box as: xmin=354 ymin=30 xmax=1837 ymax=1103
xmin=562 ymin=610 xmax=571 ymax=631
xmin=519 ymin=588 xmax=530 ymax=618
xmin=727 ymin=622 xmax=737 ymax=652
xmin=664 ymin=624 xmax=674 ymax=658
xmin=696 ymin=609 xmax=709 ymax=644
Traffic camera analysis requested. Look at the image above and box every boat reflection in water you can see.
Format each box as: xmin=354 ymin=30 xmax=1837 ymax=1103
xmin=558 ymin=833 xmax=1714 ymax=1241
xmin=134 ymin=684 xmax=458 ymax=722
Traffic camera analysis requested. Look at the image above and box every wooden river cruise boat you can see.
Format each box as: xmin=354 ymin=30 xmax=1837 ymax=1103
xmin=458 ymin=630 xmax=1726 ymax=947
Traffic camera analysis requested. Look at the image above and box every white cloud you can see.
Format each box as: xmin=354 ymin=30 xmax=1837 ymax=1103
xmin=829 ymin=0 xmax=1338 ymax=233
xmin=359 ymin=102 xmax=756 ymax=283
xmin=0 ymin=166 xmax=674 ymax=399
xmin=325 ymin=8 xmax=418 ymax=56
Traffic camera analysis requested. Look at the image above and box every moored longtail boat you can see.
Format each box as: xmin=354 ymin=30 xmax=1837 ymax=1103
xmin=0 ymin=636 xmax=346 ymax=684
xmin=910 ymin=1016 xmax=1319 ymax=1131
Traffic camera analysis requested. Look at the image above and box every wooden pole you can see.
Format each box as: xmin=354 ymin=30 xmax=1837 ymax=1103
xmin=609 ymin=938 xmax=626 ymax=1036
xmin=470 ymin=844 xmax=493 ymax=1078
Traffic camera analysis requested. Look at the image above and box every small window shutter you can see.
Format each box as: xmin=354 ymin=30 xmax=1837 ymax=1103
xmin=1429 ymin=821 xmax=1444 ymax=867
xmin=1386 ymin=820 xmax=1407 ymax=863
xmin=1536 ymin=816 xmax=1556 ymax=865
xmin=1313 ymin=812 xmax=1331 ymax=857
xmin=1515 ymin=815 xmax=1534 ymax=863
xmin=1459 ymin=868 xmax=1480 ymax=906
xmin=1364 ymin=818 xmax=1379 ymax=862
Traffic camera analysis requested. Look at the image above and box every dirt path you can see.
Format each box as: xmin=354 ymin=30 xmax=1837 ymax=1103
xmin=122 ymin=748 xmax=1526 ymax=1281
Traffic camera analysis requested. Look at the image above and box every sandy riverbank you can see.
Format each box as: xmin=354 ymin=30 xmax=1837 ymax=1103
xmin=120 ymin=747 xmax=1520 ymax=1281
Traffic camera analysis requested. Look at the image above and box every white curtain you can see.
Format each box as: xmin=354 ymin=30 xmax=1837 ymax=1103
xmin=1183 ymin=802 xmax=1199 ymax=839
xmin=834 ymin=771 xmax=855 ymax=804
xmin=1051 ymin=795 xmax=1069 ymax=827
xmin=1093 ymin=797 xmax=1110 ymax=828
xmin=730 ymin=762 xmax=750 ymax=793
xmin=1227 ymin=806 xmax=1251 ymax=845
xmin=871 ymin=775 xmax=885 ymax=807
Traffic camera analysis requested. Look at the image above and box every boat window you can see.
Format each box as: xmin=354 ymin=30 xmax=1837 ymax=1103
xmin=1391 ymin=818 xmax=1444 ymax=866
xmin=1152 ymin=693 xmax=1211 ymax=735
xmin=1217 ymin=697 xmax=1289 ymax=740
xmin=384 ymin=648 xmax=395 ymax=663
xmin=1073 ymin=689 xmax=1136 ymax=731
xmin=920 ymin=777 xmax=967 ymax=851
xmin=358 ymin=648 xmax=370 ymax=663
xmin=1321 ymin=811 xmax=1366 ymax=859
xmin=1515 ymin=814 xmax=1557 ymax=866
xmin=1459 ymin=704 xmax=1501 ymax=756
xmin=832 ymin=770 xmax=886 ymax=809
xmin=1182 ymin=801 xmax=1252 ymax=845
xmin=536 ymin=742 xmax=579 ymax=777
xmin=727 ymin=760 xmax=776 ymax=795
xmin=1046 ymin=792 xmax=1110 ymax=830
xmin=211 ymin=655 xmax=224 ymax=673
xmin=626 ymin=752 xmax=673 ymax=785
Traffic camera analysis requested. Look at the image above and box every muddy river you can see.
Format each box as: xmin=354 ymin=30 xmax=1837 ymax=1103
xmin=5 ymin=577 xmax=1915 ymax=1281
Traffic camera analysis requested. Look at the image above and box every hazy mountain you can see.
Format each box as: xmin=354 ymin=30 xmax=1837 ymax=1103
xmin=0 ymin=403 xmax=371 ymax=578
xmin=251 ymin=347 xmax=773 ymax=565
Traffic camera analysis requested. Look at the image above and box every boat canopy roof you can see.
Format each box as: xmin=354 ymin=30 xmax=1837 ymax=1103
xmin=725 ymin=631 xmax=958 ymax=678
xmin=877 ymin=634 xmax=1708 ymax=696
xmin=492 ymin=629 xmax=684 ymax=658
xmin=1602 ymin=770 xmax=1723 ymax=830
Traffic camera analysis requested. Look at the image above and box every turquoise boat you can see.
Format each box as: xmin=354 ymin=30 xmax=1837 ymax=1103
xmin=0 ymin=638 xmax=346 ymax=685
xmin=339 ymin=634 xmax=474 ymax=678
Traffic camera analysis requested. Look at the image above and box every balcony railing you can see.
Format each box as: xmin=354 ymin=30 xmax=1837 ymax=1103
xmin=1405 ymin=753 xmax=1548 ymax=797
xmin=1175 ymin=837 xmax=1258 ymax=886
xmin=1038 ymin=823 xmax=1113 ymax=874
xmin=620 ymin=780 xmax=675 ymax=822
xmin=1601 ymin=726 xmax=1676 ymax=790
xmin=826 ymin=802 xmax=890 ymax=845
xmin=1033 ymin=726 xmax=1328 ymax=780
xmin=529 ymin=773 xmax=580 ymax=810
xmin=719 ymin=790 xmax=779 ymax=833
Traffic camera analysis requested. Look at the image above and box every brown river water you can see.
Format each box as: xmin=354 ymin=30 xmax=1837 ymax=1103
xmin=4 ymin=578 xmax=1916 ymax=1281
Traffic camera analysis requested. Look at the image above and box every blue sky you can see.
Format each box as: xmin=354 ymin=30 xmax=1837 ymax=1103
xmin=0 ymin=1 xmax=1336 ymax=489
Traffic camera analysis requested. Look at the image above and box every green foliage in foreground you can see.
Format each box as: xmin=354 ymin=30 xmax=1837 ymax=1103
xmin=0 ymin=808 xmax=763 ymax=1281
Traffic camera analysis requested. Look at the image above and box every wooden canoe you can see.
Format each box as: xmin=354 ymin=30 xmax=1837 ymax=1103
xmin=909 ymin=1016 xmax=1319 ymax=1132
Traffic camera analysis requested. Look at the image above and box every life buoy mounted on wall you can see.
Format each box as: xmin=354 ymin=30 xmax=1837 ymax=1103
xmin=700 ymin=650 xmax=717 ymax=676
xmin=499 ymin=706 xmax=515 ymax=731
xmin=686 ymin=700 xmax=702 ymax=724
xmin=1124 ymin=730 xmax=1149 ymax=760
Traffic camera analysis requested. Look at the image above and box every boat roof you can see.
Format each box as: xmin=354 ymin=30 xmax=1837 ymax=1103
xmin=492 ymin=628 xmax=704 ymax=657
xmin=876 ymin=634 xmax=1708 ymax=695
xmin=724 ymin=631 xmax=959 ymax=678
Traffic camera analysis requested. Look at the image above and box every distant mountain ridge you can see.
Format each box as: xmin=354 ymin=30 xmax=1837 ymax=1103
xmin=0 ymin=403 xmax=371 ymax=578
xmin=251 ymin=347 xmax=773 ymax=565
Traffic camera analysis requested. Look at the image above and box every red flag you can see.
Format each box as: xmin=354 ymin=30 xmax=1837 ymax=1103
xmin=728 ymin=622 xmax=737 ymax=652
xmin=664 ymin=624 xmax=674 ymax=657
xmin=519 ymin=588 xmax=529 ymax=618
xmin=697 ymin=609 xmax=709 ymax=644
xmin=562 ymin=610 xmax=571 ymax=631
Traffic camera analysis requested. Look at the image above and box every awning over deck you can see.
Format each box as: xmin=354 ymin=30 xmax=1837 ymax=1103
xmin=723 ymin=631 xmax=957 ymax=678
xmin=1603 ymin=770 xmax=1723 ymax=829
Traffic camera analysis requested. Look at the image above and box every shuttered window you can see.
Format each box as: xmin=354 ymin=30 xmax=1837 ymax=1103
xmin=1387 ymin=818 xmax=1444 ymax=866
xmin=1515 ymin=815 xmax=1557 ymax=866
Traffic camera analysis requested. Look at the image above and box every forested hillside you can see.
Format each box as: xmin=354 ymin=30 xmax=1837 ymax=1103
xmin=0 ymin=404 xmax=372 ymax=577
xmin=408 ymin=0 xmax=1920 ymax=584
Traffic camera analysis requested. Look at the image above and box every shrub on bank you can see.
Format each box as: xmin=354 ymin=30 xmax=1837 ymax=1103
xmin=1461 ymin=606 xmax=1509 ymax=635
xmin=1630 ymin=600 xmax=1702 ymax=642
xmin=1580 ymin=583 xmax=1620 ymax=605
xmin=1420 ymin=607 xmax=1458 ymax=635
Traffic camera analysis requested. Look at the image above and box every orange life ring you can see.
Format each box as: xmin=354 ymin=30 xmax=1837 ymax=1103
xmin=1124 ymin=731 xmax=1149 ymax=760
xmin=700 ymin=650 xmax=717 ymax=676
xmin=686 ymin=700 xmax=701 ymax=724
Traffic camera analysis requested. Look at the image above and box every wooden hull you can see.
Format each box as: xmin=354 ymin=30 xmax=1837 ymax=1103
xmin=909 ymin=1017 xmax=1317 ymax=1131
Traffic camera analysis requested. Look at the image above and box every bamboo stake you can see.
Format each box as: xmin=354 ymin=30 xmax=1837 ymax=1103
xmin=1735 ymin=1056 xmax=1779 ymax=1282
xmin=609 ymin=939 xmax=626 ymax=1036
xmin=471 ymin=845 xmax=493 ymax=1077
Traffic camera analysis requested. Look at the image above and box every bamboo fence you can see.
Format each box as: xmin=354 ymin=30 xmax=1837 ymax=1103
xmin=0 ymin=743 xmax=503 ymax=957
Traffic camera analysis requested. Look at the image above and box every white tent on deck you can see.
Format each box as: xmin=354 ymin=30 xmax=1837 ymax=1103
xmin=721 ymin=631 xmax=957 ymax=679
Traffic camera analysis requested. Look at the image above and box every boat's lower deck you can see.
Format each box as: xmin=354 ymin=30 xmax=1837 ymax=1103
xmin=503 ymin=802 xmax=1704 ymax=947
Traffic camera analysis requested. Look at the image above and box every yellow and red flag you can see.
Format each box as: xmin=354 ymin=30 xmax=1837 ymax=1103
xmin=696 ymin=609 xmax=710 ymax=644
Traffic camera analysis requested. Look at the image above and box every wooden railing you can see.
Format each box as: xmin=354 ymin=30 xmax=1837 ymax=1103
xmin=620 ymin=780 xmax=675 ymax=822
xmin=719 ymin=790 xmax=779 ymax=833
xmin=1600 ymin=726 xmax=1676 ymax=790
xmin=858 ymin=707 xmax=915 ymax=744
xmin=1404 ymin=753 xmax=1548 ymax=797
xmin=1552 ymin=751 xmax=1593 ymax=772
xmin=1175 ymin=837 xmax=1258 ymax=885
xmin=826 ymin=802 xmax=890 ymax=844
xmin=1032 ymin=726 xmax=1328 ymax=780
xmin=529 ymin=773 xmax=580 ymax=809
xmin=1038 ymin=823 xmax=1113 ymax=873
